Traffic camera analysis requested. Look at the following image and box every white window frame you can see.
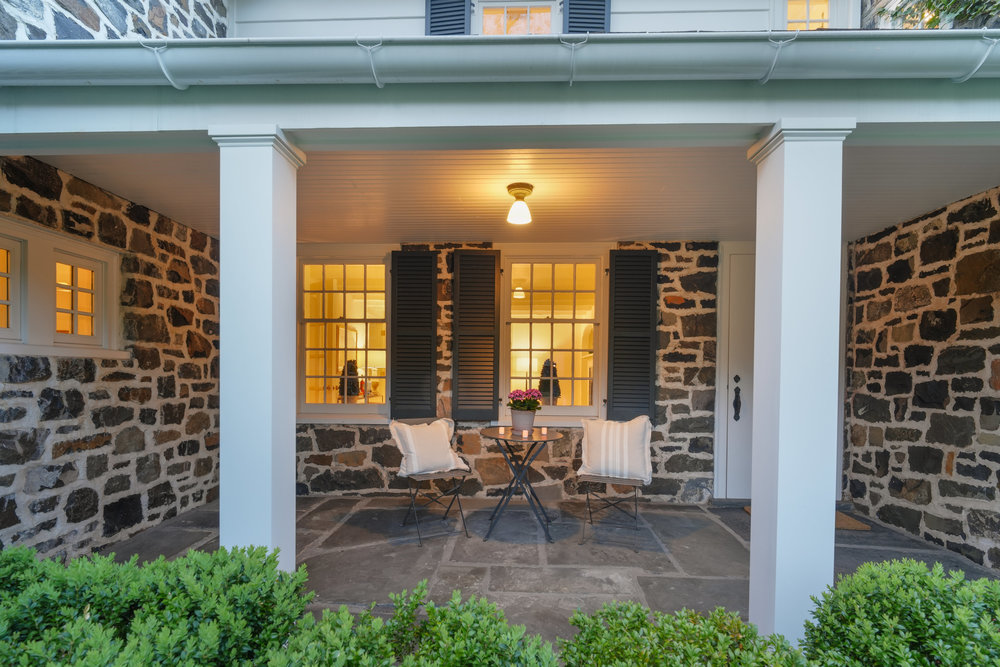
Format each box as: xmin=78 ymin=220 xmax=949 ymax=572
xmin=0 ymin=215 xmax=124 ymax=358
xmin=472 ymin=0 xmax=562 ymax=35
xmin=498 ymin=243 xmax=610 ymax=427
xmin=296 ymin=244 xmax=393 ymax=424
xmin=0 ymin=233 xmax=22 ymax=343
xmin=772 ymin=0 xmax=858 ymax=30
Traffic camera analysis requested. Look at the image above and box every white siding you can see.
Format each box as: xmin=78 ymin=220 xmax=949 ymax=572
xmin=232 ymin=0 xmax=426 ymax=38
xmin=612 ymin=0 xmax=773 ymax=33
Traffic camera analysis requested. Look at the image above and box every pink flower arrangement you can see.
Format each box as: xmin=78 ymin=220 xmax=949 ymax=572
xmin=507 ymin=388 xmax=543 ymax=411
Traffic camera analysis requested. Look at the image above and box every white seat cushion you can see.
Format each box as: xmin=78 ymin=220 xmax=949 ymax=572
xmin=390 ymin=418 xmax=470 ymax=477
xmin=578 ymin=415 xmax=653 ymax=485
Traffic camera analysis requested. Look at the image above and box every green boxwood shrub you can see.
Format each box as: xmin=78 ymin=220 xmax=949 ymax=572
xmin=803 ymin=559 xmax=1000 ymax=666
xmin=558 ymin=601 xmax=804 ymax=666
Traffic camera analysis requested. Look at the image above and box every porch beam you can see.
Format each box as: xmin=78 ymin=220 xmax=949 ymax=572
xmin=746 ymin=118 xmax=855 ymax=641
xmin=211 ymin=125 xmax=305 ymax=572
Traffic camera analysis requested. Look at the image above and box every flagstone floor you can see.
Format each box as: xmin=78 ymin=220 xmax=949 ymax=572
xmin=100 ymin=496 xmax=998 ymax=642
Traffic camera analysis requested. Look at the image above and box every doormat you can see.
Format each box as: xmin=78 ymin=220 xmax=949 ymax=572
xmin=743 ymin=506 xmax=871 ymax=531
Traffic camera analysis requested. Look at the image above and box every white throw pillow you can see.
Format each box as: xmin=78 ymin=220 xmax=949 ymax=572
xmin=578 ymin=415 xmax=653 ymax=485
xmin=390 ymin=418 xmax=469 ymax=477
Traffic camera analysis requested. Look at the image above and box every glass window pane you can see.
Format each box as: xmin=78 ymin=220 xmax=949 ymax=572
xmin=77 ymin=291 xmax=94 ymax=314
xmin=575 ymin=323 xmax=594 ymax=349
xmin=368 ymin=323 xmax=387 ymax=349
xmin=345 ymin=292 xmax=365 ymax=319
xmin=574 ymin=350 xmax=594 ymax=378
xmin=326 ymin=351 xmax=343 ymax=378
xmin=810 ymin=0 xmax=829 ymax=19
xmin=306 ymin=351 xmax=324 ymax=375
xmin=532 ymin=291 xmax=552 ymax=318
xmin=0 ymin=277 xmax=8 ymax=301
xmin=787 ymin=0 xmax=807 ymax=21
xmin=78 ymin=268 xmax=94 ymax=291
xmin=0 ymin=304 xmax=7 ymax=329
xmin=511 ymin=350 xmax=531 ymax=378
xmin=366 ymin=293 xmax=385 ymax=319
xmin=553 ymin=292 xmax=574 ymax=319
xmin=324 ymin=379 xmax=340 ymax=404
xmin=56 ymin=311 xmax=72 ymax=334
xmin=366 ymin=264 xmax=385 ymax=292
xmin=303 ymin=264 xmax=323 ymax=291
xmin=324 ymin=264 xmax=343 ymax=291
xmin=305 ymin=323 xmax=324 ymax=348
xmin=303 ymin=293 xmax=322 ymax=319
xmin=531 ymin=351 xmax=548 ymax=376
xmin=324 ymin=293 xmax=344 ymax=319
xmin=347 ymin=322 xmax=365 ymax=348
xmin=531 ymin=323 xmax=551 ymax=349
xmin=576 ymin=292 xmax=595 ymax=319
xmin=573 ymin=380 xmax=592 ymax=406
xmin=0 ymin=249 xmax=8 ymax=273
xmin=511 ymin=323 xmax=530 ymax=349
xmin=511 ymin=290 xmax=530 ymax=318
xmin=56 ymin=287 xmax=73 ymax=311
xmin=529 ymin=6 xmax=551 ymax=34
xmin=327 ymin=323 xmax=347 ymax=347
xmin=506 ymin=6 xmax=527 ymax=34
xmin=511 ymin=263 xmax=531 ymax=290
xmin=368 ymin=350 xmax=387 ymax=375
xmin=553 ymin=351 xmax=573 ymax=376
xmin=56 ymin=262 xmax=72 ymax=286
xmin=554 ymin=263 xmax=574 ymax=290
xmin=577 ymin=263 xmax=596 ymax=291
xmin=552 ymin=323 xmax=573 ymax=350
xmin=345 ymin=264 xmax=364 ymax=291
xmin=368 ymin=378 xmax=386 ymax=404
xmin=532 ymin=263 xmax=552 ymax=291
xmin=77 ymin=314 xmax=94 ymax=336
xmin=510 ymin=377 xmax=528 ymax=392
xmin=483 ymin=6 xmax=504 ymax=34
xmin=305 ymin=378 xmax=324 ymax=403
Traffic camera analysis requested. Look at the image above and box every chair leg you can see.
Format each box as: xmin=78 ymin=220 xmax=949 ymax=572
xmin=455 ymin=492 xmax=469 ymax=538
xmin=632 ymin=486 xmax=639 ymax=553
xmin=403 ymin=478 xmax=424 ymax=547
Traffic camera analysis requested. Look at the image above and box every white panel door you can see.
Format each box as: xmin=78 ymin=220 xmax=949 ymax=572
xmin=722 ymin=246 xmax=755 ymax=498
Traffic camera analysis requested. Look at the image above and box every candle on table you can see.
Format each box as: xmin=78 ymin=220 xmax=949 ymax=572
xmin=541 ymin=427 xmax=548 ymax=435
xmin=498 ymin=426 xmax=505 ymax=435
xmin=521 ymin=429 xmax=529 ymax=438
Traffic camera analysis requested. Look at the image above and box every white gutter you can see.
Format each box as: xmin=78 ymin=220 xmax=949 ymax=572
xmin=0 ymin=30 xmax=998 ymax=88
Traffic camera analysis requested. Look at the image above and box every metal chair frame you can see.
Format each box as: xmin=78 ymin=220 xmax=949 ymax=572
xmin=401 ymin=465 xmax=470 ymax=547
xmin=579 ymin=475 xmax=643 ymax=552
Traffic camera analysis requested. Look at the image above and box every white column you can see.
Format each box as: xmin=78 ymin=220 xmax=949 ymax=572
xmin=210 ymin=125 xmax=304 ymax=572
xmin=746 ymin=118 xmax=854 ymax=641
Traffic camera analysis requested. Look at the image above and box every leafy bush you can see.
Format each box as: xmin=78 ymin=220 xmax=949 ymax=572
xmin=0 ymin=546 xmax=311 ymax=667
xmin=266 ymin=607 xmax=396 ymax=667
xmin=559 ymin=601 xmax=804 ymax=666
xmin=804 ymin=558 xmax=1000 ymax=666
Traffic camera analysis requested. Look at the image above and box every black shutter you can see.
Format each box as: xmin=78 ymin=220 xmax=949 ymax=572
xmin=452 ymin=250 xmax=500 ymax=421
xmin=564 ymin=0 xmax=610 ymax=33
xmin=607 ymin=250 xmax=657 ymax=421
xmin=390 ymin=251 xmax=438 ymax=418
xmin=426 ymin=0 xmax=470 ymax=35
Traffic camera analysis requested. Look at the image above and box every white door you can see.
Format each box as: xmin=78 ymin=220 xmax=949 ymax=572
xmin=718 ymin=244 xmax=755 ymax=498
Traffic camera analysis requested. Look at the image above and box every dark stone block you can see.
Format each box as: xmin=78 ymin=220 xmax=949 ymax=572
xmin=885 ymin=258 xmax=912 ymax=283
xmin=936 ymin=346 xmax=986 ymax=375
xmin=876 ymin=504 xmax=922 ymax=535
xmin=123 ymin=313 xmax=169 ymax=343
xmin=162 ymin=403 xmax=185 ymax=425
xmin=924 ymin=512 xmax=964 ymax=537
xmin=667 ymin=416 xmax=713 ymax=433
xmin=194 ymin=457 xmax=213 ymax=477
xmin=91 ymin=406 xmax=134 ymax=428
xmin=29 ymin=496 xmax=59 ymax=514
xmin=315 ymin=428 xmax=356 ymax=451
xmin=957 ymin=463 xmax=991 ymax=482
xmin=926 ymin=413 xmax=975 ymax=446
xmin=167 ymin=306 xmax=194 ymax=327
xmin=968 ymin=509 xmax=1000 ymax=540
xmin=121 ymin=278 xmax=154 ymax=309
xmin=2 ymin=157 xmax=63 ymax=200
xmin=874 ymin=450 xmax=890 ymax=477
xmin=190 ymin=255 xmax=217 ymax=276
xmin=952 ymin=377 xmax=983 ymax=393
xmin=852 ymin=394 xmax=891 ymax=423
xmin=913 ymin=380 xmax=948 ymax=408
xmin=0 ymin=428 xmax=49 ymax=465
xmin=939 ymin=479 xmax=995 ymax=501
xmin=1 ymin=356 xmax=52 ymax=383
xmin=166 ymin=258 xmax=191 ymax=283
xmin=908 ymin=446 xmax=943 ymax=474
xmin=114 ymin=426 xmax=145 ymax=454
xmin=186 ymin=330 xmax=213 ymax=358
xmin=953 ymin=396 xmax=975 ymax=411
xmin=104 ymin=475 xmax=130 ymax=494
xmin=959 ymin=326 xmax=1000 ymax=341
xmin=903 ymin=345 xmax=934 ymax=367
xmin=888 ymin=476 xmax=932 ymax=505
xmin=95 ymin=212 xmax=127 ymax=248
xmin=64 ymin=488 xmax=99 ymax=523
xmin=38 ymin=388 xmax=85 ymax=421
xmin=177 ymin=363 xmax=202 ymax=379
xmin=0 ymin=407 xmax=26 ymax=423
xmin=960 ymin=296 xmax=994 ymax=324
xmin=849 ymin=479 xmax=866 ymax=499
xmin=309 ymin=468 xmax=384 ymax=492
xmin=688 ymin=436 xmax=713 ymax=454
xmin=919 ymin=228 xmax=958 ymax=265
xmin=884 ymin=372 xmax=912 ymax=395
xmin=87 ymin=454 xmax=108 ymax=480
xmin=136 ymin=453 xmax=161 ymax=484
xmin=371 ymin=444 xmax=402 ymax=468
xmin=678 ymin=271 xmax=716 ymax=294
xmin=178 ymin=440 xmax=200 ymax=456
xmin=205 ymin=278 xmax=220 ymax=297
xmin=680 ymin=312 xmax=716 ymax=338
xmin=856 ymin=268 xmax=882 ymax=292
xmin=357 ymin=427 xmax=391 ymax=445
xmin=946 ymin=541 xmax=984 ymax=565
xmin=0 ymin=495 xmax=18 ymax=530
xmin=148 ymin=482 xmax=175 ymax=509
xmin=103 ymin=494 xmax=143 ymax=537
xmin=857 ymin=241 xmax=892 ymax=266
xmin=919 ymin=310 xmax=957 ymax=342
xmin=125 ymin=202 xmax=150 ymax=226
xmin=955 ymin=250 xmax=1000 ymax=295
xmin=947 ymin=197 xmax=997 ymax=224
xmin=663 ymin=454 xmax=712 ymax=473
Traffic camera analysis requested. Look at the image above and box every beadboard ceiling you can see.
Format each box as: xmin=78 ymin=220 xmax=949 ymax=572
xmin=40 ymin=144 xmax=1000 ymax=244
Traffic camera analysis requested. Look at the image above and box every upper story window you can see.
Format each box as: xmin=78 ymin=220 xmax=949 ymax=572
xmin=787 ymin=0 xmax=829 ymax=29
xmin=475 ymin=1 xmax=558 ymax=35
xmin=506 ymin=259 xmax=601 ymax=417
xmin=0 ymin=238 xmax=20 ymax=340
xmin=299 ymin=260 xmax=388 ymax=416
xmin=55 ymin=258 xmax=98 ymax=340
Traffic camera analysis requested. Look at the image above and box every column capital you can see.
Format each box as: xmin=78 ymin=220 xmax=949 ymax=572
xmin=747 ymin=118 xmax=856 ymax=165
xmin=209 ymin=124 xmax=306 ymax=169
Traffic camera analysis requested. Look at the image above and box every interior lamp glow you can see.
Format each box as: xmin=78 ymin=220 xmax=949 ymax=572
xmin=506 ymin=182 xmax=533 ymax=225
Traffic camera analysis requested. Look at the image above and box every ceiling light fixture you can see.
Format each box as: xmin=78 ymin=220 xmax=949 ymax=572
xmin=506 ymin=182 xmax=534 ymax=225
xmin=513 ymin=287 xmax=526 ymax=299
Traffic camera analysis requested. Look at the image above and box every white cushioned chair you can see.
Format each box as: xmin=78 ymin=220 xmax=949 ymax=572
xmin=390 ymin=418 xmax=471 ymax=546
xmin=576 ymin=415 xmax=653 ymax=551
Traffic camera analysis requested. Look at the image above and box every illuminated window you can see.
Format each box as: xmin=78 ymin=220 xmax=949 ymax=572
xmin=301 ymin=263 xmax=387 ymax=407
xmin=0 ymin=247 xmax=11 ymax=332
xmin=482 ymin=3 xmax=552 ymax=35
xmin=55 ymin=260 xmax=96 ymax=338
xmin=509 ymin=262 xmax=597 ymax=409
xmin=787 ymin=0 xmax=829 ymax=29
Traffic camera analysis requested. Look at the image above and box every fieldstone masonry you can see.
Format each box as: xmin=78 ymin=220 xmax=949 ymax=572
xmin=0 ymin=156 xmax=219 ymax=560
xmin=1 ymin=0 xmax=228 ymax=41
xmin=296 ymin=241 xmax=718 ymax=503
xmin=845 ymin=184 xmax=1000 ymax=571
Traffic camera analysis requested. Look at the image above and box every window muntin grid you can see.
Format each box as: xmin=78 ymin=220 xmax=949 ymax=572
xmin=55 ymin=261 xmax=95 ymax=337
xmin=0 ymin=248 xmax=10 ymax=330
xmin=787 ymin=0 xmax=829 ymax=29
xmin=482 ymin=4 xmax=552 ymax=34
xmin=302 ymin=263 xmax=387 ymax=405
xmin=510 ymin=262 xmax=596 ymax=407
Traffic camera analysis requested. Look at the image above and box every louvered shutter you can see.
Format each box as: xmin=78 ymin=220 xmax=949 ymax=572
xmin=564 ymin=0 xmax=610 ymax=33
xmin=452 ymin=250 xmax=500 ymax=421
xmin=390 ymin=251 xmax=438 ymax=418
xmin=607 ymin=250 xmax=657 ymax=421
xmin=426 ymin=0 xmax=470 ymax=35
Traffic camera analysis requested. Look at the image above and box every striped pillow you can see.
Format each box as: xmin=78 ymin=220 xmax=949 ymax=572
xmin=578 ymin=416 xmax=653 ymax=485
xmin=390 ymin=418 xmax=469 ymax=477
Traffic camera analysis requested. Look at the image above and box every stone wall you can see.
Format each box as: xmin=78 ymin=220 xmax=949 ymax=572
xmin=0 ymin=156 xmax=220 ymax=560
xmin=845 ymin=184 xmax=1000 ymax=570
xmin=295 ymin=241 xmax=718 ymax=502
xmin=1 ymin=0 xmax=228 ymax=40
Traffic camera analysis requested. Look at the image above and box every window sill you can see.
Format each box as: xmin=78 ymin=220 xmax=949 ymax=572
xmin=297 ymin=413 xmax=390 ymax=425
xmin=0 ymin=342 xmax=131 ymax=361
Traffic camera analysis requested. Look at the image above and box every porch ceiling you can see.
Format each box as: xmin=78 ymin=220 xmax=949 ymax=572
xmin=40 ymin=142 xmax=1000 ymax=244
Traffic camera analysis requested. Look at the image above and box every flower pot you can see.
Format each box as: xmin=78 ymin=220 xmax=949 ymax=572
xmin=511 ymin=409 xmax=535 ymax=432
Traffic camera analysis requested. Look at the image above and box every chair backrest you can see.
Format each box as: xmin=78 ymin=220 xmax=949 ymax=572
xmin=389 ymin=418 xmax=467 ymax=476
xmin=579 ymin=415 xmax=653 ymax=485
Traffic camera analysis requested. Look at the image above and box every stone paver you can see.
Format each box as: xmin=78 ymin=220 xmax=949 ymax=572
xmin=99 ymin=496 xmax=999 ymax=643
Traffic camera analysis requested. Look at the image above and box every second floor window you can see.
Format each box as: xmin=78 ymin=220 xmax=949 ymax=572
xmin=787 ymin=0 xmax=829 ymax=29
xmin=480 ymin=2 xmax=554 ymax=34
xmin=55 ymin=259 xmax=97 ymax=338
xmin=0 ymin=245 xmax=13 ymax=333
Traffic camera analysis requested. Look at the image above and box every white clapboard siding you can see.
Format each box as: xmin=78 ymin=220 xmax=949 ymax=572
xmin=232 ymin=0 xmax=426 ymax=38
xmin=611 ymin=0 xmax=773 ymax=32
